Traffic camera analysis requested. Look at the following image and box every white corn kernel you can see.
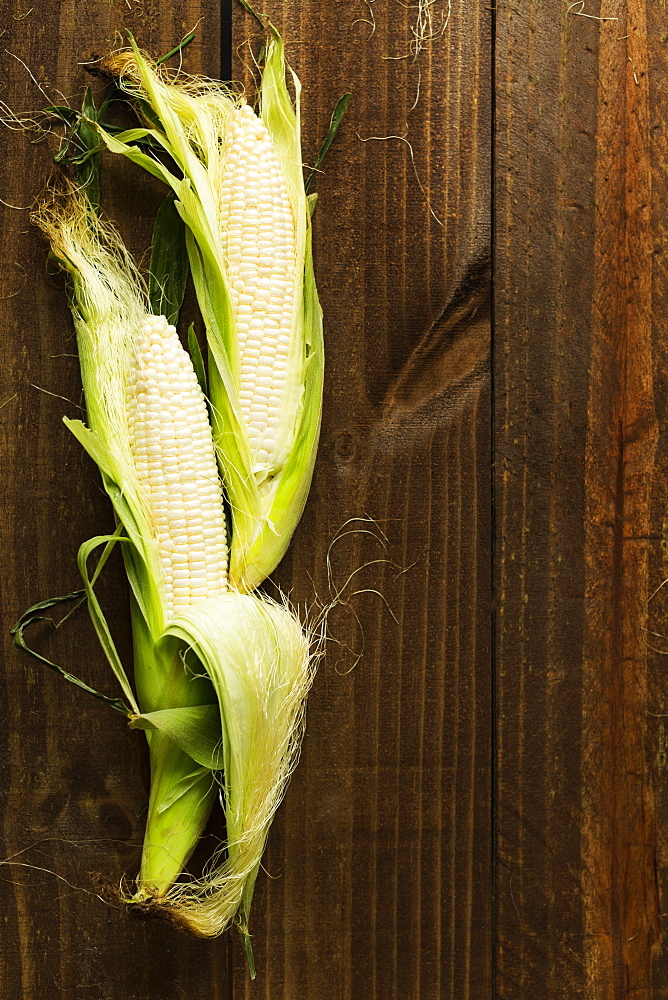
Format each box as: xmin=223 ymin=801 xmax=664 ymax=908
xmin=218 ymin=103 xmax=297 ymax=468
xmin=126 ymin=315 xmax=228 ymax=618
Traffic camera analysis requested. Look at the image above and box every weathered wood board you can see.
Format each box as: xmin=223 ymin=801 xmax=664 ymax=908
xmin=495 ymin=3 xmax=668 ymax=997
xmin=0 ymin=1 xmax=491 ymax=996
xmin=231 ymin=3 xmax=491 ymax=998
xmin=5 ymin=1 xmax=668 ymax=998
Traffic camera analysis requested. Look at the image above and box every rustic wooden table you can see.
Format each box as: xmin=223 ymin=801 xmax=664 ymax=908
xmin=1 ymin=1 xmax=666 ymax=997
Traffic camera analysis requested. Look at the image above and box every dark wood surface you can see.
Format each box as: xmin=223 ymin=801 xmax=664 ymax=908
xmin=2 ymin=1 xmax=668 ymax=998
xmin=0 ymin=6 xmax=231 ymax=999
xmin=495 ymin=2 xmax=668 ymax=998
xmin=231 ymin=4 xmax=491 ymax=998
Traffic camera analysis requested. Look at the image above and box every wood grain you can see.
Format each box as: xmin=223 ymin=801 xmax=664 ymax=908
xmin=9 ymin=0 xmax=668 ymax=996
xmin=0 ymin=3 xmax=229 ymax=999
xmin=0 ymin=1 xmax=493 ymax=997
xmin=495 ymin=2 xmax=668 ymax=997
xmin=230 ymin=2 xmax=492 ymax=998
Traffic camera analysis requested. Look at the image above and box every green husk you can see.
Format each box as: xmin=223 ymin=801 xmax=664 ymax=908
xmin=11 ymin=587 xmax=127 ymax=715
xmin=148 ymin=190 xmax=189 ymax=325
xmin=31 ymin=182 xmax=316 ymax=960
xmin=305 ymin=92 xmax=351 ymax=194
xmin=156 ymin=590 xmax=312 ymax=937
xmin=96 ymin=20 xmax=324 ymax=593
xmin=33 ymin=184 xmax=221 ymax=892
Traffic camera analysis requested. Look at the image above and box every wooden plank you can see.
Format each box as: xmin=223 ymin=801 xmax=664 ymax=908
xmin=231 ymin=3 xmax=492 ymax=997
xmin=495 ymin=3 xmax=668 ymax=996
xmin=0 ymin=3 xmax=229 ymax=998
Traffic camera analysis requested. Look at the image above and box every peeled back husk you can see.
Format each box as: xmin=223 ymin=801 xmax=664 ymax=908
xmin=147 ymin=590 xmax=313 ymax=940
xmin=97 ymin=22 xmax=324 ymax=594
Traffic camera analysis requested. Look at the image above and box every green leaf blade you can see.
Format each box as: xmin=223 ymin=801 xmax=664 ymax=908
xmin=131 ymin=704 xmax=224 ymax=770
xmin=187 ymin=322 xmax=208 ymax=397
xmin=305 ymin=93 xmax=351 ymax=194
xmin=11 ymin=590 xmax=130 ymax=715
xmin=149 ymin=191 xmax=189 ymax=325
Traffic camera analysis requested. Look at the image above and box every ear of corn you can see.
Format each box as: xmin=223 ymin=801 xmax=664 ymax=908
xmin=98 ymin=21 xmax=324 ymax=593
xmin=35 ymin=186 xmax=224 ymax=889
xmin=34 ymin=186 xmax=314 ymax=947
xmin=126 ymin=313 xmax=229 ymax=618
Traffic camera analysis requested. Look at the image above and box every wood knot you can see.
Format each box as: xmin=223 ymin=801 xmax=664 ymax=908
xmin=383 ymin=253 xmax=491 ymax=416
xmin=332 ymin=430 xmax=357 ymax=463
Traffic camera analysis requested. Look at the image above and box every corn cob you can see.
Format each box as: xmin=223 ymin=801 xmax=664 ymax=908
xmin=100 ymin=23 xmax=324 ymax=593
xmin=218 ymin=102 xmax=298 ymax=473
xmin=127 ymin=314 xmax=228 ymax=617
xmin=16 ymin=14 xmax=331 ymax=970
